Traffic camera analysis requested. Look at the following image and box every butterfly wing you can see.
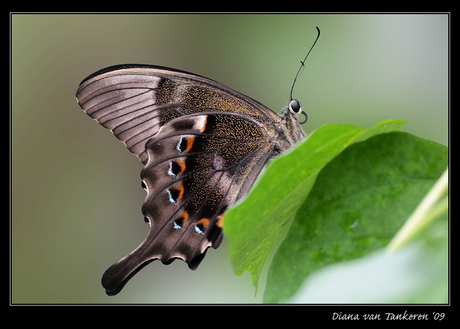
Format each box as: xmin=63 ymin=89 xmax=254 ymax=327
xmin=101 ymin=112 xmax=277 ymax=295
xmin=75 ymin=64 xmax=280 ymax=164
xmin=76 ymin=64 xmax=294 ymax=295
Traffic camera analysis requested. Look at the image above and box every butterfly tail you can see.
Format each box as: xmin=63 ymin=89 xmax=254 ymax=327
xmin=102 ymin=256 xmax=155 ymax=296
xmin=101 ymin=235 xmax=159 ymax=296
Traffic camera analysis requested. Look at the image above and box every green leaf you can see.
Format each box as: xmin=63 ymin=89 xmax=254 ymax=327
xmin=223 ymin=119 xmax=406 ymax=291
xmin=288 ymin=218 xmax=448 ymax=304
xmin=263 ymin=132 xmax=448 ymax=303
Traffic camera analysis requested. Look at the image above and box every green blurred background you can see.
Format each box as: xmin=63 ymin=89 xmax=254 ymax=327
xmin=12 ymin=14 xmax=448 ymax=303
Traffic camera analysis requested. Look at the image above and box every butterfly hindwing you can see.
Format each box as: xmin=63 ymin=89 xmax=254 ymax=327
xmin=101 ymin=113 xmax=274 ymax=295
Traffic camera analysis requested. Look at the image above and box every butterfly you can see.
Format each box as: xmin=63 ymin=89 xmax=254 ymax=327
xmin=75 ymin=28 xmax=319 ymax=296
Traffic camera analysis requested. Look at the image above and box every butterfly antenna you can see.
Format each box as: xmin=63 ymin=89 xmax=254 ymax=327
xmin=289 ymin=27 xmax=321 ymax=101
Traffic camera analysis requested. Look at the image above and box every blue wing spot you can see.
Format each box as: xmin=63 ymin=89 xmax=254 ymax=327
xmin=173 ymin=211 xmax=188 ymax=230
xmin=176 ymin=136 xmax=184 ymax=152
xmin=167 ymin=161 xmax=175 ymax=176
xmin=194 ymin=225 xmax=204 ymax=234
xmin=166 ymin=189 xmax=176 ymax=204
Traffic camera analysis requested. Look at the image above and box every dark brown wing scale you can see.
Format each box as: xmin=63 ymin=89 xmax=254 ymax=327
xmin=75 ymin=64 xmax=305 ymax=295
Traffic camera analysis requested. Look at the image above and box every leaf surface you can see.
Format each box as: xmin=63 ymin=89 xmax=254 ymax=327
xmin=223 ymin=120 xmax=407 ymax=291
xmin=263 ymin=132 xmax=447 ymax=303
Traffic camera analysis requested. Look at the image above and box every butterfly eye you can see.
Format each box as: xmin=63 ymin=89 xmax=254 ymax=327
xmin=289 ymin=99 xmax=302 ymax=114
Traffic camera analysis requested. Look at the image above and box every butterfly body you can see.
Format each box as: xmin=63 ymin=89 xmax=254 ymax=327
xmin=76 ymin=64 xmax=306 ymax=295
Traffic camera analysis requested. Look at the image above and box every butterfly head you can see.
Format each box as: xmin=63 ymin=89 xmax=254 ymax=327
xmin=280 ymin=98 xmax=307 ymax=124
xmin=288 ymin=99 xmax=307 ymax=124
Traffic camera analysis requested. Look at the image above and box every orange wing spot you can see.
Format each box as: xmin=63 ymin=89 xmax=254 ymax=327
xmin=178 ymin=210 xmax=189 ymax=221
xmin=216 ymin=213 xmax=224 ymax=228
xmin=183 ymin=136 xmax=195 ymax=153
xmin=196 ymin=218 xmax=210 ymax=228
xmin=173 ymin=184 xmax=184 ymax=202
xmin=176 ymin=159 xmax=186 ymax=176
xmin=177 ymin=210 xmax=189 ymax=224
xmin=173 ymin=210 xmax=189 ymax=230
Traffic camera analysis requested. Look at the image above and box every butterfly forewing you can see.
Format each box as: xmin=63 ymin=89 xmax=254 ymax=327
xmin=76 ymin=65 xmax=279 ymax=164
xmin=76 ymin=64 xmax=305 ymax=295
